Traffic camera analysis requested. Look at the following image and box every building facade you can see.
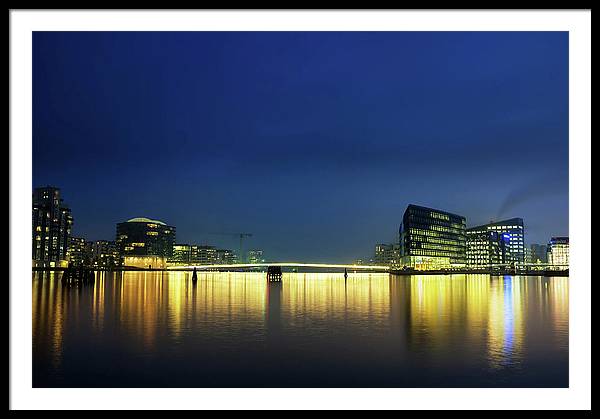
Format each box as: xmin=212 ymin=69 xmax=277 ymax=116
xmin=399 ymin=204 xmax=467 ymax=270
xmin=547 ymin=237 xmax=569 ymax=267
xmin=116 ymin=217 xmax=176 ymax=268
xmin=374 ymin=243 xmax=401 ymax=267
xmin=216 ymin=248 xmax=236 ymax=265
xmin=467 ymin=218 xmax=525 ymax=264
xmin=194 ymin=245 xmax=219 ymax=265
xmin=32 ymin=186 xmax=74 ymax=267
xmin=466 ymin=229 xmax=510 ymax=267
xmin=168 ymin=244 xmax=238 ymax=266
xmin=170 ymin=244 xmax=192 ymax=265
xmin=90 ymin=240 xmax=120 ymax=269
xmin=524 ymin=247 xmax=532 ymax=264
xmin=67 ymin=236 xmax=88 ymax=267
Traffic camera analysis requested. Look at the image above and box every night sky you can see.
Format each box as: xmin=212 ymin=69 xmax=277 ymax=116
xmin=33 ymin=31 xmax=569 ymax=262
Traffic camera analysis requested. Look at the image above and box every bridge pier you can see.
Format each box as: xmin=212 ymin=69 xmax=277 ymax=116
xmin=267 ymin=266 xmax=282 ymax=282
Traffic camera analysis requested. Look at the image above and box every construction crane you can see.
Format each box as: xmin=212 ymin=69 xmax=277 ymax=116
xmin=204 ymin=232 xmax=253 ymax=263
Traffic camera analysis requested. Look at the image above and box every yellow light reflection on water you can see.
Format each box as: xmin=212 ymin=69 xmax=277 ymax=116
xmin=32 ymin=271 xmax=65 ymax=373
xmin=281 ymin=273 xmax=390 ymax=328
xmin=407 ymin=274 xmax=530 ymax=368
xmin=32 ymin=271 xmax=569 ymax=381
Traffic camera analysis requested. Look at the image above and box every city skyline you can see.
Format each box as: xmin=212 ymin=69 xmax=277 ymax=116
xmin=33 ymin=31 xmax=569 ymax=262
xmin=33 ymin=184 xmax=565 ymax=268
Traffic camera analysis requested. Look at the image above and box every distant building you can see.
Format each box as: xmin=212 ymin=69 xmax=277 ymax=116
xmin=466 ymin=229 xmax=510 ymax=267
xmin=399 ymin=204 xmax=467 ymax=270
xmin=90 ymin=240 xmax=120 ymax=269
xmin=116 ymin=217 xmax=175 ymax=269
xmin=247 ymin=249 xmax=265 ymax=264
xmin=530 ymin=244 xmax=548 ymax=264
xmin=68 ymin=236 xmax=88 ymax=267
xmin=216 ymin=248 xmax=236 ymax=265
xmin=466 ymin=218 xmax=525 ymax=264
xmin=547 ymin=237 xmax=569 ymax=267
xmin=195 ymin=245 xmax=219 ymax=265
xmin=524 ymin=247 xmax=532 ymax=264
xmin=32 ymin=186 xmax=73 ymax=268
xmin=170 ymin=243 xmax=192 ymax=265
xmin=374 ymin=243 xmax=400 ymax=267
xmin=169 ymin=244 xmax=236 ymax=266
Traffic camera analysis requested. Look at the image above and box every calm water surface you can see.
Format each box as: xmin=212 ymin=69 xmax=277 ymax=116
xmin=32 ymin=271 xmax=568 ymax=387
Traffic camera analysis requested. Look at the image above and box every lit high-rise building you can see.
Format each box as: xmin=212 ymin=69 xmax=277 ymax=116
xmin=399 ymin=204 xmax=467 ymax=270
xmin=466 ymin=229 xmax=510 ymax=267
xmin=116 ymin=217 xmax=175 ymax=268
xmin=466 ymin=218 xmax=525 ymax=264
xmin=32 ymin=186 xmax=73 ymax=268
xmin=547 ymin=237 xmax=569 ymax=267
xmin=67 ymin=236 xmax=88 ymax=267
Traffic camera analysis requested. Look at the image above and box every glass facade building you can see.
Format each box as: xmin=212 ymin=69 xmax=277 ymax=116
xmin=168 ymin=244 xmax=237 ymax=266
xmin=547 ymin=237 xmax=569 ymax=267
xmin=32 ymin=186 xmax=73 ymax=268
xmin=466 ymin=229 xmax=510 ymax=267
xmin=116 ymin=217 xmax=175 ymax=268
xmin=171 ymin=244 xmax=192 ymax=265
xmin=399 ymin=204 xmax=467 ymax=269
xmin=467 ymin=218 xmax=525 ymax=264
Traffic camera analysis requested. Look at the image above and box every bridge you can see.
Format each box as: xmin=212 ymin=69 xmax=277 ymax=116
xmin=167 ymin=262 xmax=390 ymax=272
xmin=165 ymin=262 xmax=568 ymax=276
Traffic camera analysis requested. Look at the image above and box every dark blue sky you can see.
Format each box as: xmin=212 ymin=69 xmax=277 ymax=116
xmin=33 ymin=31 xmax=568 ymax=262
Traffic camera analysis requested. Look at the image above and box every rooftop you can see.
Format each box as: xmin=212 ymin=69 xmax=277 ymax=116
xmin=126 ymin=217 xmax=166 ymax=225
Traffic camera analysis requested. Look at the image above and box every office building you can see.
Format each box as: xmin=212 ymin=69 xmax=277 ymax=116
xmin=466 ymin=229 xmax=510 ymax=267
xmin=193 ymin=245 xmax=218 ymax=265
xmin=547 ymin=237 xmax=569 ymax=267
xmin=116 ymin=217 xmax=175 ymax=268
xmin=170 ymin=244 xmax=192 ymax=265
xmin=32 ymin=186 xmax=74 ymax=268
xmin=374 ymin=243 xmax=400 ymax=266
xmin=169 ymin=244 xmax=232 ymax=266
xmin=467 ymin=218 xmax=525 ymax=264
xmin=216 ymin=248 xmax=236 ymax=265
xmin=399 ymin=204 xmax=467 ymax=270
